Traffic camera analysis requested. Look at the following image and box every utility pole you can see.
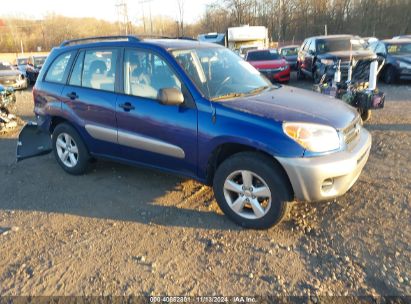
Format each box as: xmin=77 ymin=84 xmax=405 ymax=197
xmin=115 ymin=0 xmax=130 ymax=35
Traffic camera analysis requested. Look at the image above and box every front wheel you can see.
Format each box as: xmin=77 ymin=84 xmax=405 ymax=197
xmin=52 ymin=123 xmax=90 ymax=175
xmin=213 ymin=152 xmax=293 ymax=229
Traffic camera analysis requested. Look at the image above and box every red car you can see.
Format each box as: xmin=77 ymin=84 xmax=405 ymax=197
xmin=245 ymin=49 xmax=290 ymax=83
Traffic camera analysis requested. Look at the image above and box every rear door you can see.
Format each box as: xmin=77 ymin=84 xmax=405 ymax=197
xmin=115 ymin=47 xmax=198 ymax=177
xmin=61 ymin=48 xmax=122 ymax=157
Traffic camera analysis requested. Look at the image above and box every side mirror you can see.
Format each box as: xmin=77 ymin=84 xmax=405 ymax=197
xmin=158 ymin=88 xmax=184 ymax=106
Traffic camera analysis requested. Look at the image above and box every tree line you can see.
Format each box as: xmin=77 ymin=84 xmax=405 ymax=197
xmin=0 ymin=0 xmax=410 ymax=53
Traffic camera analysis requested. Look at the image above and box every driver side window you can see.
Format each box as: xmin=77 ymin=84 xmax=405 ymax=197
xmin=124 ymin=49 xmax=181 ymax=100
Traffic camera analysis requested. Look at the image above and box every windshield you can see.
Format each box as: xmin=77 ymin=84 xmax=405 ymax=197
xmin=317 ymin=38 xmax=367 ymax=54
xmin=0 ymin=62 xmax=13 ymax=71
xmin=17 ymin=58 xmax=28 ymax=65
xmin=387 ymin=43 xmax=411 ymax=54
xmin=280 ymin=47 xmax=298 ymax=56
xmin=172 ymin=47 xmax=272 ymax=100
xmin=247 ymin=50 xmax=281 ymax=61
xmin=33 ymin=57 xmax=46 ymax=67
xmin=240 ymin=46 xmax=258 ymax=56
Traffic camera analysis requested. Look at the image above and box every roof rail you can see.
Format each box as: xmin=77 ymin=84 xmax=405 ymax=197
xmin=60 ymin=35 xmax=140 ymax=47
xmin=137 ymin=34 xmax=197 ymax=41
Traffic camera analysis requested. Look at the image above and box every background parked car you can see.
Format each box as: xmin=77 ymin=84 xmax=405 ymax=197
xmin=392 ymin=35 xmax=411 ymax=40
xmin=297 ymin=35 xmax=375 ymax=83
xmin=0 ymin=61 xmax=28 ymax=90
xmin=26 ymin=55 xmax=47 ymax=84
xmin=15 ymin=57 xmax=29 ymax=75
xmin=279 ymin=45 xmax=299 ymax=70
xmin=245 ymin=49 xmax=290 ymax=83
xmin=0 ymin=84 xmax=16 ymax=111
xmin=369 ymin=38 xmax=411 ymax=83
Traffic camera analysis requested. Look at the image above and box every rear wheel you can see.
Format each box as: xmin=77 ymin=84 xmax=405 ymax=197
xmin=213 ymin=152 xmax=293 ymax=229
xmin=52 ymin=123 xmax=90 ymax=175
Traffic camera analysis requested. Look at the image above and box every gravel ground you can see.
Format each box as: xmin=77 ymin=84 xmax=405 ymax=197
xmin=0 ymin=74 xmax=410 ymax=299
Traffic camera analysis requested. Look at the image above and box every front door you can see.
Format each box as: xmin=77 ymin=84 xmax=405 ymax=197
xmin=116 ymin=48 xmax=198 ymax=177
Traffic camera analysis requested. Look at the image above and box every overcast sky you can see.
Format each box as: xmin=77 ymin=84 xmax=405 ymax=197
xmin=0 ymin=0 xmax=212 ymax=23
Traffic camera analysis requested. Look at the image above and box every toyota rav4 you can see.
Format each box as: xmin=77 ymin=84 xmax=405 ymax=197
xmin=17 ymin=36 xmax=372 ymax=229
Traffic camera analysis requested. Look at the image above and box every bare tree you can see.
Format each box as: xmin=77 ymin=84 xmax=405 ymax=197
xmin=176 ymin=0 xmax=185 ymax=36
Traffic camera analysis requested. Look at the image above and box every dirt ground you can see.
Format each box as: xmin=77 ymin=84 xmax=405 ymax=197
xmin=0 ymin=73 xmax=410 ymax=299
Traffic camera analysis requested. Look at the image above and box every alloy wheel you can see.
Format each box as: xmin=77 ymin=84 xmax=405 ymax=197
xmin=56 ymin=133 xmax=79 ymax=168
xmin=223 ymin=170 xmax=272 ymax=219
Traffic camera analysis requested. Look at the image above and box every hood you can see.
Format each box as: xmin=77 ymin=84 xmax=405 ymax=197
xmin=248 ymin=59 xmax=287 ymax=70
xmin=0 ymin=69 xmax=21 ymax=77
xmin=216 ymin=85 xmax=358 ymax=130
xmin=320 ymin=50 xmax=376 ymax=62
xmin=391 ymin=54 xmax=411 ymax=64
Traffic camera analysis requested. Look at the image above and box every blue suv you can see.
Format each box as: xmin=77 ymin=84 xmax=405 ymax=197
xmin=18 ymin=36 xmax=372 ymax=229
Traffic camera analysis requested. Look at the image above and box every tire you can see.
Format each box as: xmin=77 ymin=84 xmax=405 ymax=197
xmin=383 ymin=66 xmax=396 ymax=84
xmin=359 ymin=108 xmax=372 ymax=122
xmin=52 ymin=123 xmax=90 ymax=175
xmin=213 ymin=152 xmax=293 ymax=229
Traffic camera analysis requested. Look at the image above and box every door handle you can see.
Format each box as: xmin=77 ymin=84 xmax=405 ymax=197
xmin=119 ymin=102 xmax=135 ymax=112
xmin=66 ymin=92 xmax=79 ymax=100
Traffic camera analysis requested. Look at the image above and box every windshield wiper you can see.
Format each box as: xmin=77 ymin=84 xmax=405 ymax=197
xmin=212 ymin=92 xmax=247 ymax=101
xmin=245 ymin=85 xmax=270 ymax=95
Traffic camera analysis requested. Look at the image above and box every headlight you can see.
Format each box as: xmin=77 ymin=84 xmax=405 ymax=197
xmin=321 ymin=59 xmax=335 ymax=65
xmin=283 ymin=122 xmax=340 ymax=152
xmin=399 ymin=61 xmax=411 ymax=69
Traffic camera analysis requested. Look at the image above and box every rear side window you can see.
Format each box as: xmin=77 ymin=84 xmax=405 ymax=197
xmin=44 ymin=52 xmax=73 ymax=83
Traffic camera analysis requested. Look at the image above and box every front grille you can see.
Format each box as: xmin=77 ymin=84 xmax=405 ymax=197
xmin=342 ymin=116 xmax=361 ymax=147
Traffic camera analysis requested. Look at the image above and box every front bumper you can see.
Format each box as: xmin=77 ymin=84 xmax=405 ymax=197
xmin=276 ymin=128 xmax=372 ymax=202
xmin=260 ymin=68 xmax=290 ymax=83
